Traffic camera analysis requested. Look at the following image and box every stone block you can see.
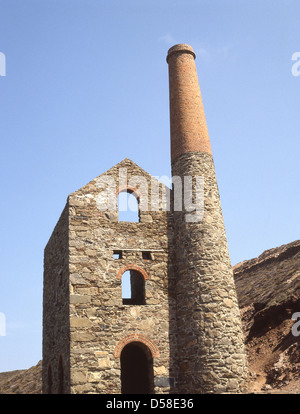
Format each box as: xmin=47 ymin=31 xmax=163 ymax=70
xmin=70 ymin=294 xmax=91 ymax=304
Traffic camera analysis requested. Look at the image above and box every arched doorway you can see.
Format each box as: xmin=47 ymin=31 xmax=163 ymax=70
xmin=120 ymin=342 xmax=154 ymax=394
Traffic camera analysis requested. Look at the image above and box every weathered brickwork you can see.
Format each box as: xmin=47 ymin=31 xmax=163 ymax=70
xmin=113 ymin=333 xmax=160 ymax=358
xmin=42 ymin=43 xmax=249 ymax=394
xmin=167 ymin=44 xmax=212 ymax=161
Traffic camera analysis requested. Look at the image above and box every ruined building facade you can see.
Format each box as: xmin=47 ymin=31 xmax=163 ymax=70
xmin=42 ymin=44 xmax=249 ymax=394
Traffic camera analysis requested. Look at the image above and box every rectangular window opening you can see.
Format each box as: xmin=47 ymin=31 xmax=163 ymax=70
xmin=142 ymin=251 xmax=152 ymax=260
xmin=113 ymin=250 xmax=123 ymax=260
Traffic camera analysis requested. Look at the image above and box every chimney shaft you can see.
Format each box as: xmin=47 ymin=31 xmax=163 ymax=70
xmin=167 ymin=44 xmax=249 ymax=393
xmin=167 ymin=44 xmax=212 ymax=163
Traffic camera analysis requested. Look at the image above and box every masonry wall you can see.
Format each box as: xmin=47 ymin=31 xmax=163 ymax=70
xmin=43 ymin=154 xmax=249 ymax=394
xmin=43 ymin=204 xmax=70 ymax=394
xmin=172 ymin=152 xmax=249 ymax=393
xmin=66 ymin=159 xmax=177 ymax=393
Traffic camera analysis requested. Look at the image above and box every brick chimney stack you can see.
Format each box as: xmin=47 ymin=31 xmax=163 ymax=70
xmin=167 ymin=44 xmax=249 ymax=393
xmin=167 ymin=44 xmax=212 ymax=163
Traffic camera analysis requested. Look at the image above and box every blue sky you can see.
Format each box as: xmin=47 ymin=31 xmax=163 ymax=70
xmin=0 ymin=0 xmax=299 ymax=372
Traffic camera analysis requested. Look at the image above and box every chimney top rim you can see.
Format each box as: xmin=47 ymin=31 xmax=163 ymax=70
xmin=166 ymin=44 xmax=196 ymax=63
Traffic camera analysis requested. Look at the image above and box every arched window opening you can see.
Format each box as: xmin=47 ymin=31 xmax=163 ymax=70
xmin=58 ymin=355 xmax=64 ymax=394
xmin=121 ymin=342 xmax=154 ymax=394
xmin=122 ymin=270 xmax=145 ymax=305
xmin=47 ymin=364 xmax=53 ymax=394
xmin=118 ymin=191 xmax=139 ymax=222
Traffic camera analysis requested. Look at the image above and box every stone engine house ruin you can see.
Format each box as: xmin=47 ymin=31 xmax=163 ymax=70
xmin=42 ymin=44 xmax=249 ymax=394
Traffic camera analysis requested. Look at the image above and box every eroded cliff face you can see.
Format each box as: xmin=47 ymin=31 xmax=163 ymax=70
xmin=1 ymin=240 xmax=300 ymax=394
xmin=234 ymin=240 xmax=300 ymax=393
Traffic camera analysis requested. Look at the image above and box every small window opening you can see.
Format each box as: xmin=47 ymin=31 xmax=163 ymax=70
xmin=122 ymin=270 xmax=145 ymax=305
xmin=142 ymin=251 xmax=152 ymax=260
xmin=113 ymin=250 xmax=123 ymax=260
xmin=118 ymin=191 xmax=139 ymax=222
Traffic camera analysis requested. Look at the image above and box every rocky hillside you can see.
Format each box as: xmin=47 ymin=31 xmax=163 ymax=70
xmin=234 ymin=239 xmax=300 ymax=393
xmin=0 ymin=360 xmax=42 ymax=394
xmin=0 ymin=240 xmax=299 ymax=394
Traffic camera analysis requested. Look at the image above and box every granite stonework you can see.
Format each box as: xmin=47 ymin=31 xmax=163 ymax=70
xmin=172 ymin=151 xmax=249 ymax=393
xmin=43 ymin=158 xmax=178 ymax=394
xmin=43 ymin=204 xmax=70 ymax=394
xmin=43 ymin=155 xmax=248 ymax=394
